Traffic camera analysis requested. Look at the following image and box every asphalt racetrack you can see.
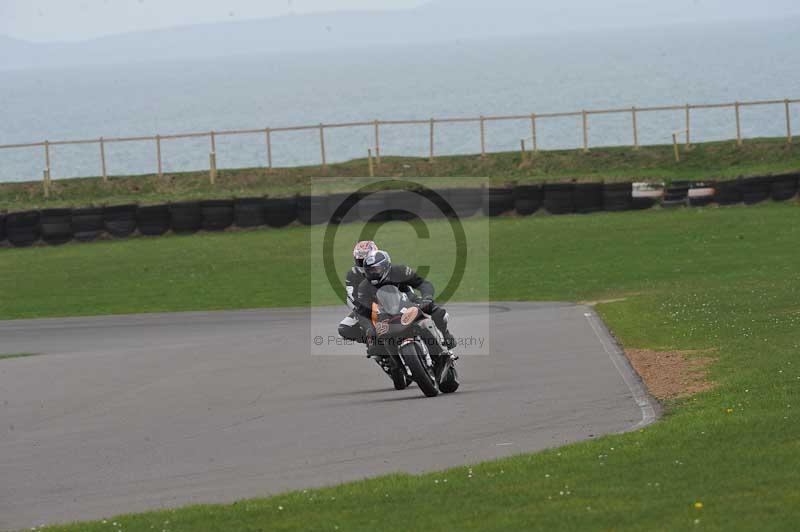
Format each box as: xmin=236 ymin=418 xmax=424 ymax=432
xmin=0 ymin=303 xmax=656 ymax=530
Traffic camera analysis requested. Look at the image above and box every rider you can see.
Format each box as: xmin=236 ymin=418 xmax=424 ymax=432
xmin=355 ymin=249 xmax=457 ymax=356
xmin=337 ymin=240 xmax=378 ymax=344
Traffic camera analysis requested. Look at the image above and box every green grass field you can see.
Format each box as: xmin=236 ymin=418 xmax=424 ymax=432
xmin=2 ymin=136 xmax=799 ymax=211
xmin=5 ymin=201 xmax=798 ymax=531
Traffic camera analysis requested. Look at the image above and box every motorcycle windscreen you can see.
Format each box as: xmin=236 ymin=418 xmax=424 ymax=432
xmin=376 ymin=285 xmax=406 ymax=315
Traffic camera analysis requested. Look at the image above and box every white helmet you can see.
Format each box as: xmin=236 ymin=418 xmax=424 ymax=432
xmin=353 ymin=240 xmax=378 ymax=274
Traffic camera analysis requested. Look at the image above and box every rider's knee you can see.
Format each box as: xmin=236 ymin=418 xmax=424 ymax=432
xmin=431 ymin=306 xmax=448 ymax=324
xmin=338 ymin=323 xmax=358 ymax=341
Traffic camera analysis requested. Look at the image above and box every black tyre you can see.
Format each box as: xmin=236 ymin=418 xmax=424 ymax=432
xmin=103 ymin=204 xmax=137 ymax=238
xmin=513 ymin=184 xmax=542 ymax=216
xmin=138 ymin=205 xmax=171 ymax=236
xmin=439 ymin=363 xmax=460 ymax=394
xmin=0 ymin=213 xmax=6 ymax=243
xmin=201 ymin=199 xmax=234 ymax=231
xmin=543 ymin=183 xmax=574 ymax=214
xmin=391 ymin=367 xmax=409 ymax=390
xmin=40 ymin=208 xmax=73 ymax=245
xmin=573 ymin=183 xmax=604 ymax=213
xmin=662 ymin=181 xmax=689 ymax=208
xmin=416 ymin=188 xmax=447 ymax=220
xmin=6 ymin=210 xmax=40 ymax=247
xmin=385 ymin=190 xmax=421 ymax=221
xmin=442 ymin=187 xmax=482 ymax=219
xmin=400 ymin=342 xmax=439 ymax=397
xmin=714 ymin=180 xmax=742 ymax=205
xmin=72 ymin=207 xmax=105 ymax=242
xmin=602 ymin=182 xmax=633 ymax=211
xmin=327 ymin=193 xmax=362 ymax=225
xmin=297 ymin=195 xmax=330 ymax=225
xmin=770 ymin=173 xmax=799 ymax=202
xmin=264 ymin=197 xmax=297 ymax=227
xmin=740 ymin=176 xmax=771 ymax=205
xmin=481 ymin=187 xmax=514 ymax=217
xmin=170 ymin=202 xmax=202 ymax=234
xmin=357 ymin=191 xmax=392 ymax=223
xmin=234 ymin=197 xmax=267 ymax=228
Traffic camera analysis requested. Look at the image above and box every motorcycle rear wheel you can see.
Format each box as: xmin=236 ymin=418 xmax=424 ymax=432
xmin=400 ymin=342 xmax=439 ymax=397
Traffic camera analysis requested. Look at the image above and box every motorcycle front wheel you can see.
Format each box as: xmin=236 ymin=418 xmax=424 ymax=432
xmin=400 ymin=341 xmax=439 ymax=397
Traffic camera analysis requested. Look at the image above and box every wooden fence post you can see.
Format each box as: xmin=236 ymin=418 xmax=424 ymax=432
xmin=265 ymin=128 xmax=273 ymax=171
xmin=530 ymin=113 xmax=538 ymax=153
xmin=480 ymin=116 xmax=486 ymax=159
xmin=785 ymin=99 xmax=793 ymax=144
xmin=631 ymin=107 xmax=639 ymax=150
xmin=43 ymin=140 xmax=51 ymax=197
xmin=156 ymin=134 xmax=163 ymax=177
xmin=672 ymin=133 xmax=681 ymax=162
xmin=735 ymin=102 xmax=742 ymax=147
xmin=368 ymin=148 xmax=375 ymax=178
xmin=99 ymin=137 xmax=108 ymax=183
xmin=429 ymin=118 xmax=435 ymax=161
xmin=582 ymin=110 xmax=589 ymax=152
xmin=520 ymin=139 xmax=527 ymax=164
xmin=319 ymin=124 xmax=327 ymax=169
xmin=374 ymin=120 xmax=381 ymax=164
xmin=685 ymin=104 xmax=691 ymax=147
xmin=209 ymin=131 xmax=217 ymax=185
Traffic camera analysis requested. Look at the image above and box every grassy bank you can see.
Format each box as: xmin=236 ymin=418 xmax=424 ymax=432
xmin=6 ymin=201 xmax=798 ymax=530
xmin=2 ymin=136 xmax=799 ymax=211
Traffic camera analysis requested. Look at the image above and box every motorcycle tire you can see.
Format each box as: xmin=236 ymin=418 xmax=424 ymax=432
xmin=400 ymin=342 xmax=439 ymax=397
xmin=391 ymin=367 xmax=409 ymax=390
xmin=439 ymin=363 xmax=460 ymax=394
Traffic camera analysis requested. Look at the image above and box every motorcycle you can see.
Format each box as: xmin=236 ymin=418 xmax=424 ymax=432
xmin=370 ymin=285 xmax=459 ymax=397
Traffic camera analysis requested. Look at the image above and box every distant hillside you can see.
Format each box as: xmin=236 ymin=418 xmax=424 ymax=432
xmin=2 ymin=1 xmax=799 ymax=71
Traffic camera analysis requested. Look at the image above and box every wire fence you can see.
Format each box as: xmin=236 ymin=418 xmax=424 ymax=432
xmin=1 ymin=96 xmax=797 ymax=194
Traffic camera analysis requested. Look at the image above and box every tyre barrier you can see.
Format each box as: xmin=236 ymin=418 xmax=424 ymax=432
xmin=72 ymin=207 xmax=105 ymax=242
xmin=327 ymin=192 xmax=361 ymax=225
xmin=714 ymin=180 xmax=742 ymax=205
xmin=688 ymin=182 xmax=716 ymax=207
xmin=297 ymin=195 xmax=330 ymax=226
xmin=573 ymin=182 xmax=604 ymax=214
xmin=602 ymin=182 xmax=633 ymax=212
xmin=482 ymin=187 xmax=515 ymax=217
xmin=201 ymin=199 xmax=234 ymax=231
xmin=513 ymin=184 xmax=542 ymax=216
xmin=770 ymin=173 xmax=799 ymax=202
xmin=740 ymin=176 xmax=771 ymax=205
xmin=138 ymin=205 xmax=171 ymax=236
xmin=416 ymin=188 xmax=447 ymax=220
xmin=6 ymin=210 xmax=41 ymax=247
xmin=384 ymin=190 xmax=422 ymax=221
xmin=233 ymin=197 xmax=267 ymax=228
xmin=3 ymin=173 xmax=797 ymax=252
xmin=40 ymin=208 xmax=73 ymax=245
xmin=662 ymin=181 xmax=690 ymax=208
xmin=169 ymin=202 xmax=202 ymax=234
xmin=104 ymin=204 xmax=137 ymax=238
xmin=543 ymin=183 xmax=574 ymax=214
xmin=357 ymin=191 xmax=393 ymax=223
xmin=263 ymin=196 xmax=297 ymax=228
xmin=631 ymin=182 xmax=662 ymax=210
xmin=443 ymin=187 xmax=483 ymax=219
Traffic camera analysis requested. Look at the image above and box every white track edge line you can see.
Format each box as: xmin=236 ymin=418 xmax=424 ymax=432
xmin=583 ymin=309 xmax=659 ymax=431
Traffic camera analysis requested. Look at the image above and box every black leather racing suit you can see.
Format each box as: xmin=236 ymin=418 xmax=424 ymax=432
xmin=337 ymin=266 xmax=369 ymax=343
xmin=354 ymin=264 xmax=454 ymax=348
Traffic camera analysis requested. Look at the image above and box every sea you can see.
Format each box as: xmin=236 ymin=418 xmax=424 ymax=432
xmin=1 ymin=16 xmax=799 ymax=183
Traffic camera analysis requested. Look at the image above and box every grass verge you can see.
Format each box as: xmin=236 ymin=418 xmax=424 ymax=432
xmin=0 ymin=352 xmax=40 ymax=361
xmin=2 ymin=136 xmax=799 ymax=211
xmin=7 ymin=201 xmax=797 ymax=531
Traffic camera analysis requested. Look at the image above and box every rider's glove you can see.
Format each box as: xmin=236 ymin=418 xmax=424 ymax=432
xmin=419 ymin=298 xmax=434 ymax=313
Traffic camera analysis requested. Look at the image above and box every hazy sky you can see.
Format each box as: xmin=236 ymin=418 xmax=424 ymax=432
xmin=0 ymin=0 xmax=427 ymax=42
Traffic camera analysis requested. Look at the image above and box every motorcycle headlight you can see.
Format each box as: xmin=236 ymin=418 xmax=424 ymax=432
xmin=401 ymin=307 xmax=419 ymax=326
